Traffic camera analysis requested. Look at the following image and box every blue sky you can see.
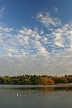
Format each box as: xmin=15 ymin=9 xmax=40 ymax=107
xmin=0 ymin=0 xmax=72 ymax=76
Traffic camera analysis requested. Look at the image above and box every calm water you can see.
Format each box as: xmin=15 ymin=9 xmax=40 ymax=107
xmin=0 ymin=84 xmax=72 ymax=108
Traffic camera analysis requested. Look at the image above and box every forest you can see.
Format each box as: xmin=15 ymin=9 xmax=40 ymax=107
xmin=0 ymin=75 xmax=72 ymax=85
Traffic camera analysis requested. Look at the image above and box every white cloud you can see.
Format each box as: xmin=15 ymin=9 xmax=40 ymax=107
xmin=19 ymin=27 xmax=33 ymax=35
xmin=0 ymin=23 xmax=49 ymax=57
xmin=36 ymin=11 xmax=62 ymax=30
xmin=8 ymin=54 xmax=12 ymax=57
xmin=0 ymin=48 xmax=72 ymax=76
xmin=51 ymin=22 xmax=72 ymax=49
xmin=55 ymin=42 xmax=64 ymax=47
xmin=53 ymin=7 xmax=58 ymax=13
xmin=40 ymin=30 xmax=44 ymax=35
xmin=0 ymin=24 xmax=14 ymax=32
xmin=1 ymin=11 xmax=72 ymax=76
xmin=0 ymin=7 xmax=5 ymax=17
xmin=44 ymin=37 xmax=48 ymax=41
xmin=0 ymin=13 xmax=72 ymax=57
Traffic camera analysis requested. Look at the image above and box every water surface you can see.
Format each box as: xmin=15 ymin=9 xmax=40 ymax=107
xmin=0 ymin=84 xmax=72 ymax=108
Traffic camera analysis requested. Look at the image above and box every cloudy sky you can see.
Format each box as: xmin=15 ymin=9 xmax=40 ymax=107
xmin=0 ymin=0 xmax=72 ymax=76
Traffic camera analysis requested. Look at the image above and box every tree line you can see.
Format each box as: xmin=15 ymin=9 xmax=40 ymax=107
xmin=0 ymin=75 xmax=72 ymax=85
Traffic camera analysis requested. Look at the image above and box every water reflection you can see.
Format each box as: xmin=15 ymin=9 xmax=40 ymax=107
xmin=0 ymin=84 xmax=72 ymax=108
xmin=13 ymin=86 xmax=72 ymax=92
xmin=0 ymin=84 xmax=72 ymax=91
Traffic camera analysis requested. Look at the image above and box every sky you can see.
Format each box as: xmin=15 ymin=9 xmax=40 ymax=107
xmin=0 ymin=0 xmax=72 ymax=76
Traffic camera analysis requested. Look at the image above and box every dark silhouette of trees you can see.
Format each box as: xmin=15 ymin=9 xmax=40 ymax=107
xmin=0 ymin=74 xmax=72 ymax=85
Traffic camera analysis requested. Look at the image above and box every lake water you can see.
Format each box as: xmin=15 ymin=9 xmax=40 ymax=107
xmin=0 ymin=84 xmax=72 ymax=108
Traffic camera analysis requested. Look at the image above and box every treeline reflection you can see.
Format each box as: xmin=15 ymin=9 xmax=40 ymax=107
xmin=13 ymin=87 xmax=72 ymax=91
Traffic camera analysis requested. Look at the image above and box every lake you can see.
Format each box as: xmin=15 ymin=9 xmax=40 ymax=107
xmin=0 ymin=84 xmax=72 ymax=108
